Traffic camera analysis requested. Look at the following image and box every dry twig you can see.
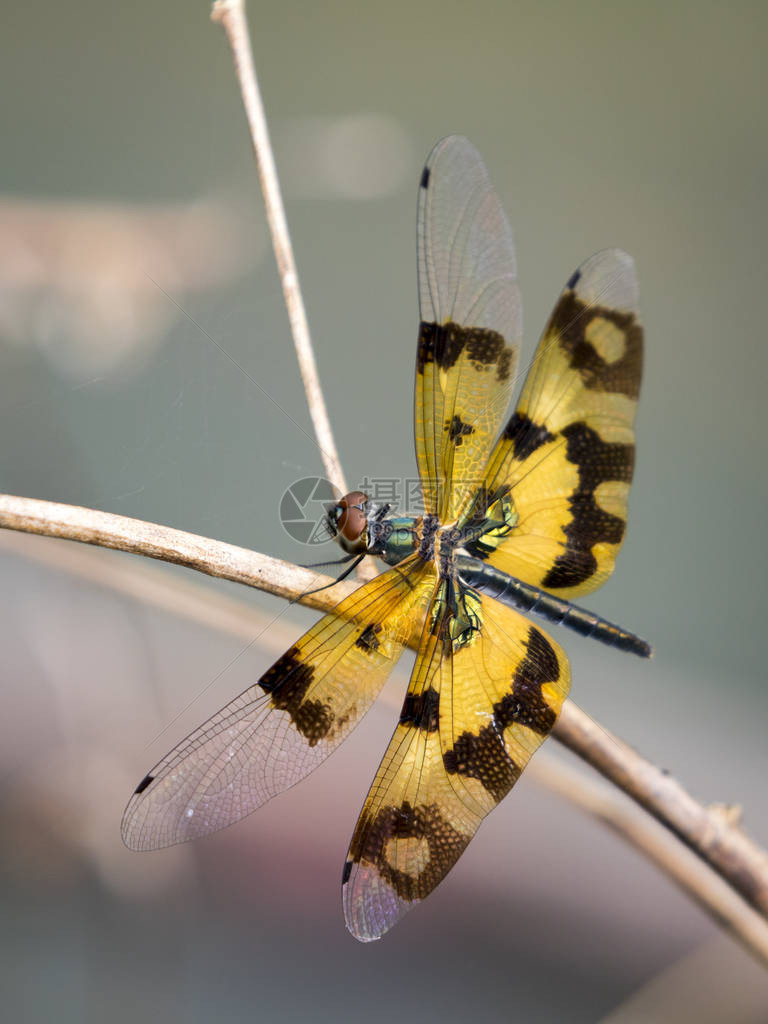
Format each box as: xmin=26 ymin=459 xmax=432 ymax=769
xmin=3 ymin=492 xmax=768 ymax=965
xmin=4 ymin=520 xmax=768 ymax=967
xmin=554 ymin=704 xmax=768 ymax=919
xmin=529 ymin=756 xmax=768 ymax=967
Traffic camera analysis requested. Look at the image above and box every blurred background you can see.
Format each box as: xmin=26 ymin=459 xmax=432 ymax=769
xmin=1 ymin=1 xmax=767 ymax=1020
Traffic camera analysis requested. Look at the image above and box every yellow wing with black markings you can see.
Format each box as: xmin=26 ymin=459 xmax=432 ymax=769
xmin=466 ymin=249 xmax=643 ymax=599
xmin=122 ymin=137 xmax=644 ymax=944
xmin=415 ymin=135 xmax=521 ymax=523
xmin=342 ymin=579 xmax=570 ymax=941
xmin=122 ymin=557 xmax=435 ymax=851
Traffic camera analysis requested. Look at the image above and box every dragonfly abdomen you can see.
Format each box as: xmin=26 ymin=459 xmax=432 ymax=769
xmin=456 ymin=555 xmax=652 ymax=658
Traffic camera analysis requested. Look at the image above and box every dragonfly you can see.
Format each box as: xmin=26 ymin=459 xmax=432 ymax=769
xmin=122 ymin=135 xmax=649 ymax=942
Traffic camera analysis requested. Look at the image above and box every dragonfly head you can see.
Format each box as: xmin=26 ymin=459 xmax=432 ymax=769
xmin=326 ymin=491 xmax=370 ymax=554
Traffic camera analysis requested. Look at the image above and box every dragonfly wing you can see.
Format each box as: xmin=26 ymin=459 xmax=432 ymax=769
xmin=342 ymin=579 xmax=570 ymax=941
xmin=415 ymin=136 xmax=522 ymax=522
xmin=122 ymin=557 xmax=435 ymax=851
xmin=468 ymin=249 xmax=643 ymax=598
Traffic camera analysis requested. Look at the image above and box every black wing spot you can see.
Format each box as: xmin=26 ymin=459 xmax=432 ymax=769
xmin=447 ymin=414 xmax=475 ymax=447
xmin=494 ymin=626 xmax=560 ymax=735
xmin=342 ymin=860 xmax=353 ymax=884
xmin=502 ymin=411 xmax=555 ymax=460
xmin=417 ymin=322 xmax=508 ymax=375
xmin=258 ymin=646 xmax=333 ymax=745
xmin=542 ymin=421 xmax=633 ymax=589
xmin=356 ymin=624 xmax=382 ymax=653
xmin=420 ymin=165 xmax=431 ymax=189
xmin=134 ymin=773 xmax=154 ymax=795
xmin=443 ymin=725 xmax=520 ymax=803
xmin=497 ymin=348 xmax=513 ymax=382
xmin=465 ymin=328 xmax=506 ymax=367
xmin=549 ymin=292 xmax=642 ymax=399
xmin=417 ymin=322 xmax=464 ymax=373
xmin=347 ymin=801 xmax=468 ymax=902
xmin=399 ymin=686 xmax=440 ymax=731
xmin=566 ymin=268 xmax=582 ymax=290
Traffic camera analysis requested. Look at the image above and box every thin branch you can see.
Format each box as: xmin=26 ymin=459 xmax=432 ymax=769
xmin=528 ymin=756 xmax=768 ymax=968
xmin=0 ymin=494 xmax=350 ymax=613
xmin=3 ymin=492 xmax=768 ymax=937
xmin=0 ymin=529 xmax=299 ymax=650
xmin=5 ymin=522 xmax=768 ymax=967
xmin=553 ymin=703 xmax=768 ymax=918
xmin=210 ymin=0 xmax=347 ymax=498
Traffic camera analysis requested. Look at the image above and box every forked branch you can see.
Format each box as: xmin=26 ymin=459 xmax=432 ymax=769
xmin=4 ymin=518 xmax=768 ymax=966
xmin=3 ymin=491 xmax=768 ymax=969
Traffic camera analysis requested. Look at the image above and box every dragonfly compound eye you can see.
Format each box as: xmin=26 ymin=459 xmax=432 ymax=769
xmin=335 ymin=491 xmax=369 ymax=550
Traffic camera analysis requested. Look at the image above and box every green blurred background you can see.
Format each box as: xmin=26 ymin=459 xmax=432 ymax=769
xmin=1 ymin=1 xmax=767 ymax=1020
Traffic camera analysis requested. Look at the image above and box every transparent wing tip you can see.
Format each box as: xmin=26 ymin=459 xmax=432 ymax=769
xmin=422 ymin=134 xmax=480 ymax=177
xmin=569 ymin=248 xmax=639 ymax=314
xmin=342 ymin=862 xmax=415 ymax=942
